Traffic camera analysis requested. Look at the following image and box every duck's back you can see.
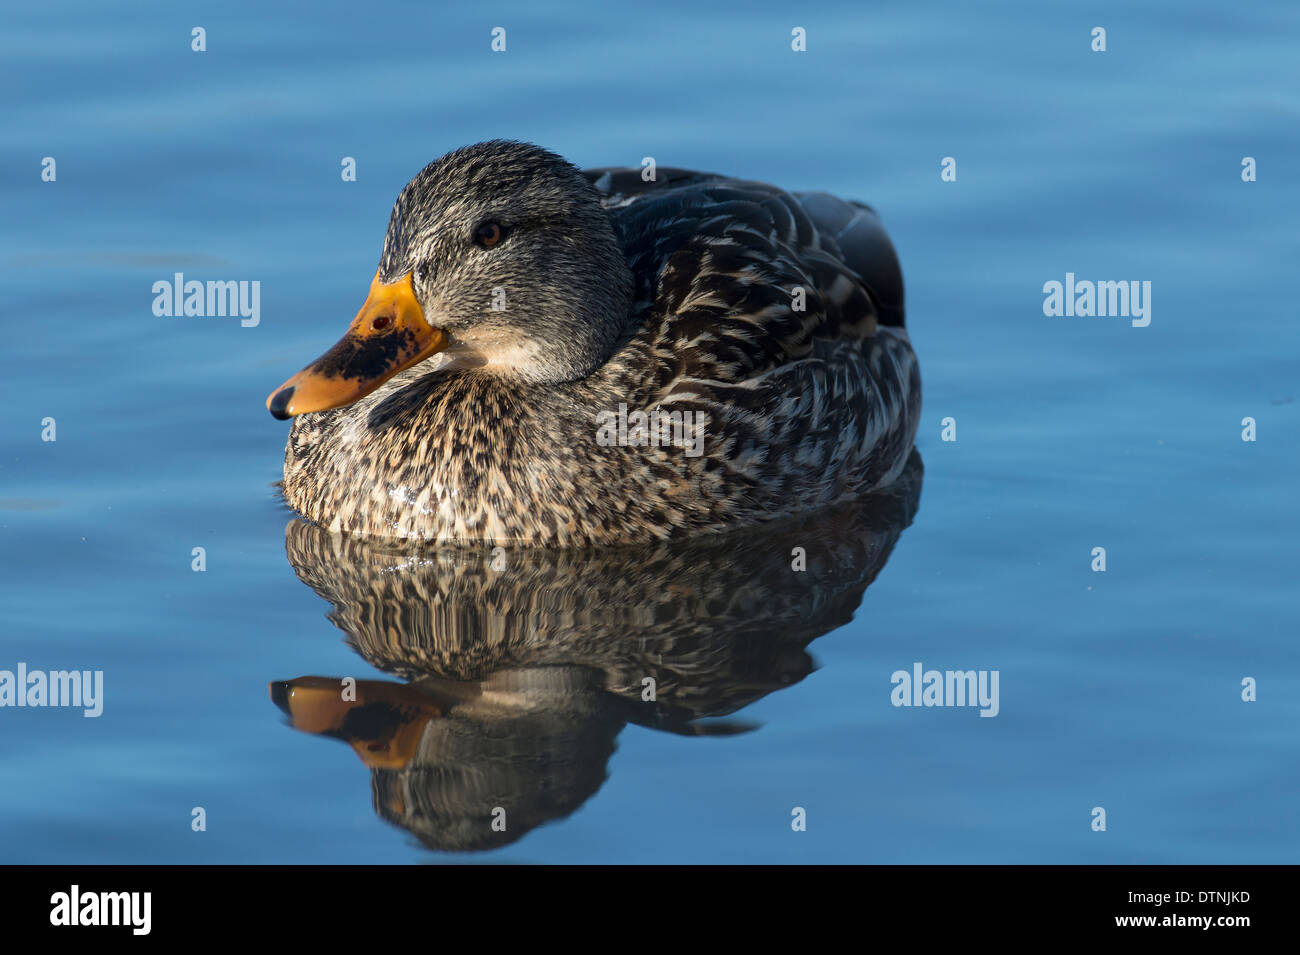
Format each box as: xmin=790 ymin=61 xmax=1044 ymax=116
xmin=579 ymin=164 xmax=921 ymax=517
xmin=584 ymin=165 xmax=905 ymax=328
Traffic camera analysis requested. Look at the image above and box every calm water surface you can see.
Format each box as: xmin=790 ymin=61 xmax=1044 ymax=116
xmin=1 ymin=0 xmax=1297 ymax=862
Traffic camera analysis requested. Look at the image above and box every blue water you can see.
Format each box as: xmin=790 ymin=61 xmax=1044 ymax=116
xmin=2 ymin=0 xmax=1297 ymax=863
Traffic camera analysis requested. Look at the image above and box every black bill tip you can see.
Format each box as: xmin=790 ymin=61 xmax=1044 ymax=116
xmin=269 ymin=680 xmax=292 ymax=711
xmin=268 ymin=386 xmax=295 ymax=420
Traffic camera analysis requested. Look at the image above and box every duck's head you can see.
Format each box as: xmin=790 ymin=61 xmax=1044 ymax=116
xmin=266 ymin=140 xmax=634 ymax=419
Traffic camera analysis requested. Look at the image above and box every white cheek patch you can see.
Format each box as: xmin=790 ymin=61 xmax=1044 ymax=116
xmin=447 ymin=331 xmax=546 ymax=372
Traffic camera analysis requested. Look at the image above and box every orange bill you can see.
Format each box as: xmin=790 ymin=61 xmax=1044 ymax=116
xmin=266 ymin=269 xmax=447 ymax=419
xmin=269 ymin=676 xmax=443 ymax=770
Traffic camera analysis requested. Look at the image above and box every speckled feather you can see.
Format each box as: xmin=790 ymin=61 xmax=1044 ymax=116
xmin=280 ymin=142 xmax=921 ymax=545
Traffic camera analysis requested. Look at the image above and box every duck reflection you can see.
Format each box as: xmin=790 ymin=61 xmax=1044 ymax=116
xmin=271 ymin=450 xmax=922 ymax=852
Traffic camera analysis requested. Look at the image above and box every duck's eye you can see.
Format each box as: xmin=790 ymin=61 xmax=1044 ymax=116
xmin=473 ymin=221 xmax=505 ymax=249
xmin=413 ymin=263 xmax=428 ymax=283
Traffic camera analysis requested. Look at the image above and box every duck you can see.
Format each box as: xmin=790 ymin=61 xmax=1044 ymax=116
xmin=265 ymin=140 xmax=920 ymax=546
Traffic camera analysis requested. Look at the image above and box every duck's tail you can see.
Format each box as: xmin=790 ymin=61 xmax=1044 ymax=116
xmin=794 ymin=192 xmax=906 ymax=328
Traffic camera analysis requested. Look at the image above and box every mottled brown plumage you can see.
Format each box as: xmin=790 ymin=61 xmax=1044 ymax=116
xmin=278 ymin=141 xmax=920 ymax=544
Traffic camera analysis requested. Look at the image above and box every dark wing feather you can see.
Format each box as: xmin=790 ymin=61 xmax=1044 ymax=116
xmin=794 ymin=191 xmax=905 ymax=327
xmin=582 ymin=166 xmax=920 ymax=502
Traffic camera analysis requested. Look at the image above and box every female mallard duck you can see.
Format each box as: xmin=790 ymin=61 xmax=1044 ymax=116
xmin=266 ymin=140 xmax=920 ymax=545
